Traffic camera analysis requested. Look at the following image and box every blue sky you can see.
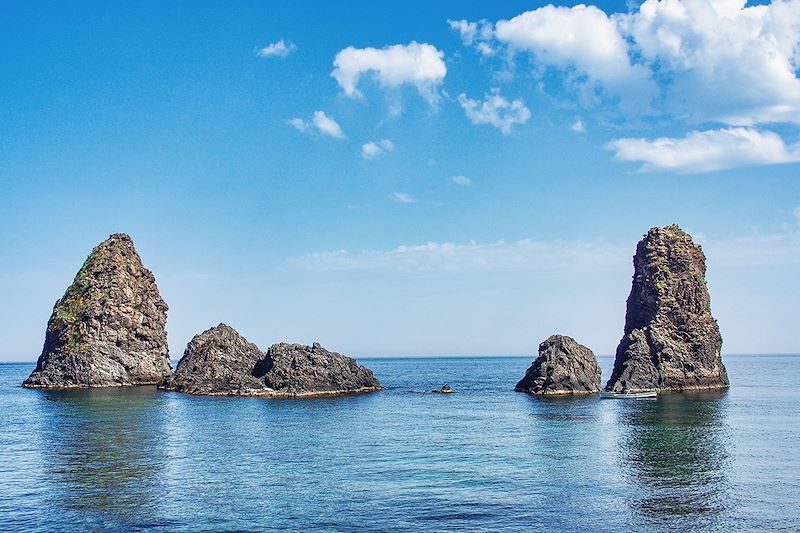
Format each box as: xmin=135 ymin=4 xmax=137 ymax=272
xmin=1 ymin=0 xmax=799 ymax=361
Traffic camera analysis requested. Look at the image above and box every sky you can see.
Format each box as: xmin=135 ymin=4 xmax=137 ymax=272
xmin=1 ymin=0 xmax=799 ymax=361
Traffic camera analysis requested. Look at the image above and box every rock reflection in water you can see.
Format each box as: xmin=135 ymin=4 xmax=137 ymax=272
xmin=617 ymin=391 xmax=730 ymax=528
xmin=34 ymin=386 xmax=169 ymax=530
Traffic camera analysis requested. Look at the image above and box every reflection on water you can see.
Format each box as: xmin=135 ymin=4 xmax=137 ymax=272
xmin=33 ymin=386 xmax=171 ymax=530
xmin=617 ymin=391 xmax=730 ymax=528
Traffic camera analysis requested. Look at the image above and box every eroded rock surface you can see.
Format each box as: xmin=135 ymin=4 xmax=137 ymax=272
xmin=605 ymin=225 xmax=728 ymax=392
xmin=515 ymin=335 xmax=600 ymax=395
xmin=160 ymin=324 xmax=266 ymax=395
xmin=161 ymin=326 xmax=381 ymax=397
xmin=23 ymin=233 xmax=171 ymax=388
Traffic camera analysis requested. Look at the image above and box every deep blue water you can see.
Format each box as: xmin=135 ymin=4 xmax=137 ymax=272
xmin=1 ymin=355 xmax=799 ymax=532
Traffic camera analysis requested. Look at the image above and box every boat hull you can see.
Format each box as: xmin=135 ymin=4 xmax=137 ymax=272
xmin=600 ymin=391 xmax=657 ymax=400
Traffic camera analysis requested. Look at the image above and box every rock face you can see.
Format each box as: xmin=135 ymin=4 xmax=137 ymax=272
xmin=160 ymin=324 xmax=267 ymax=395
xmin=515 ymin=335 xmax=601 ymax=395
xmin=605 ymin=225 xmax=728 ymax=392
xmin=23 ymin=234 xmax=171 ymax=388
xmin=161 ymin=326 xmax=382 ymax=397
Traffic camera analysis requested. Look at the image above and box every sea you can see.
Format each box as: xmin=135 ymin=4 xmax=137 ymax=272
xmin=1 ymin=355 xmax=798 ymax=532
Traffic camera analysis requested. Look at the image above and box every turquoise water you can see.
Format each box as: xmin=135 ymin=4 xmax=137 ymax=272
xmin=1 ymin=355 xmax=798 ymax=532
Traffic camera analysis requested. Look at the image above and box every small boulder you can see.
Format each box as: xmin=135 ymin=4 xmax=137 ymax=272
xmin=515 ymin=335 xmax=600 ymax=395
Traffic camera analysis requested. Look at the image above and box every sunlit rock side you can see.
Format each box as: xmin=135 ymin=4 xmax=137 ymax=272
xmin=515 ymin=335 xmax=600 ymax=395
xmin=605 ymin=225 xmax=729 ymax=393
xmin=23 ymin=233 xmax=171 ymax=388
xmin=161 ymin=324 xmax=381 ymax=397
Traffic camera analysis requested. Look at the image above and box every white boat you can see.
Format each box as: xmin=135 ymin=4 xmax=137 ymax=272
xmin=600 ymin=390 xmax=657 ymax=400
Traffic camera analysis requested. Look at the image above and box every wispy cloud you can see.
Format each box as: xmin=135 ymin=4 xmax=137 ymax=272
xmin=288 ymin=111 xmax=346 ymax=139
xmin=361 ymin=139 xmax=395 ymax=159
xmin=391 ymin=192 xmax=416 ymax=203
xmin=451 ymin=175 xmax=472 ymax=187
xmin=289 ymin=238 xmax=626 ymax=273
xmin=571 ymin=119 xmax=586 ymax=133
xmin=606 ymin=128 xmax=800 ymax=174
xmin=257 ymin=39 xmax=297 ymax=59
xmin=458 ymin=88 xmax=531 ymax=135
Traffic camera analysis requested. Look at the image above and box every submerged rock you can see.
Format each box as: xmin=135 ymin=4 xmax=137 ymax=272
xmin=605 ymin=225 xmax=728 ymax=393
xmin=23 ymin=233 xmax=171 ymax=388
xmin=161 ymin=326 xmax=381 ymax=397
xmin=515 ymin=335 xmax=601 ymax=395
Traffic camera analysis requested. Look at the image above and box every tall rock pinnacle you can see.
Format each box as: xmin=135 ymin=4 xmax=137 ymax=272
xmin=605 ymin=225 xmax=728 ymax=392
xmin=23 ymin=233 xmax=172 ymax=388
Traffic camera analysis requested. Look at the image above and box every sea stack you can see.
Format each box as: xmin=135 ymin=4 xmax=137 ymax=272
xmin=605 ymin=225 xmax=728 ymax=393
xmin=23 ymin=233 xmax=172 ymax=388
xmin=161 ymin=324 xmax=382 ymax=397
xmin=515 ymin=335 xmax=601 ymax=395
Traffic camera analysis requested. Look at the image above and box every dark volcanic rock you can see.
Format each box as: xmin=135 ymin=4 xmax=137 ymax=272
xmin=605 ymin=225 xmax=728 ymax=393
xmin=256 ymin=342 xmax=381 ymax=396
xmin=23 ymin=233 xmax=171 ymax=388
xmin=160 ymin=324 xmax=266 ymax=395
xmin=515 ymin=335 xmax=600 ymax=395
xmin=161 ymin=327 xmax=381 ymax=397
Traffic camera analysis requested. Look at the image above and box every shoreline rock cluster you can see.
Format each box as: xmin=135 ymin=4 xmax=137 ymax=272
xmin=22 ymin=234 xmax=381 ymax=397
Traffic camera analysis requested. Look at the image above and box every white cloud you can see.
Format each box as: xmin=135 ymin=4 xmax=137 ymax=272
xmin=452 ymin=175 xmax=472 ymax=187
xmin=331 ymin=42 xmax=447 ymax=105
xmin=495 ymin=4 xmax=656 ymax=109
xmin=289 ymin=238 xmax=625 ymax=274
xmin=288 ymin=111 xmax=346 ymax=139
xmin=391 ymin=192 xmax=416 ymax=203
xmin=466 ymin=1 xmax=800 ymax=126
xmin=458 ymin=88 xmax=531 ymax=134
xmin=606 ymin=127 xmax=800 ymax=173
xmin=448 ymin=18 xmax=495 ymax=54
xmin=257 ymin=39 xmax=297 ymax=58
xmin=571 ymin=119 xmax=586 ymax=133
xmin=616 ymin=0 xmax=800 ymax=125
xmin=361 ymin=139 xmax=395 ymax=159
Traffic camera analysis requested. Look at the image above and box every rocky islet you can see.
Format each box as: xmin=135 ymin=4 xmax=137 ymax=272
xmin=23 ymin=233 xmax=172 ymax=389
xmin=604 ymin=225 xmax=729 ymax=393
xmin=515 ymin=335 xmax=601 ymax=395
xmin=161 ymin=325 xmax=381 ymax=397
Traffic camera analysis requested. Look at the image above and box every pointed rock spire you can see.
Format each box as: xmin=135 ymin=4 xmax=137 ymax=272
xmin=23 ymin=233 xmax=171 ymax=388
xmin=605 ymin=225 xmax=729 ymax=392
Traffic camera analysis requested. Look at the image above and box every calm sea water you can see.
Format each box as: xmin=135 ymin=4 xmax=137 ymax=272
xmin=1 ymin=355 xmax=798 ymax=532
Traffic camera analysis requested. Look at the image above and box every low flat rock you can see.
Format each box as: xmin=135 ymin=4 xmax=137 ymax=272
xmin=515 ymin=335 xmax=600 ymax=395
xmin=161 ymin=325 xmax=381 ymax=397
xmin=23 ymin=233 xmax=171 ymax=389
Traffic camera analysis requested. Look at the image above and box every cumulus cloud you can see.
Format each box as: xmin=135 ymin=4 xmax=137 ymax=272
xmin=495 ymin=4 xmax=656 ymax=109
xmin=257 ymin=39 xmax=297 ymax=58
xmin=458 ymin=88 xmax=531 ymax=134
xmin=461 ymin=0 xmax=800 ymax=126
xmin=452 ymin=175 xmax=472 ymax=187
xmin=361 ymin=139 xmax=395 ymax=159
xmin=606 ymin=127 xmax=800 ymax=173
xmin=571 ymin=119 xmax=586 ymax=133
xmin=331 ymin=42 xmax=447 ymax=104
xmin=288 ymin=111 xmax=346 ymax=139
xmin=391 ymin=192 xmax=416 ymax=203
